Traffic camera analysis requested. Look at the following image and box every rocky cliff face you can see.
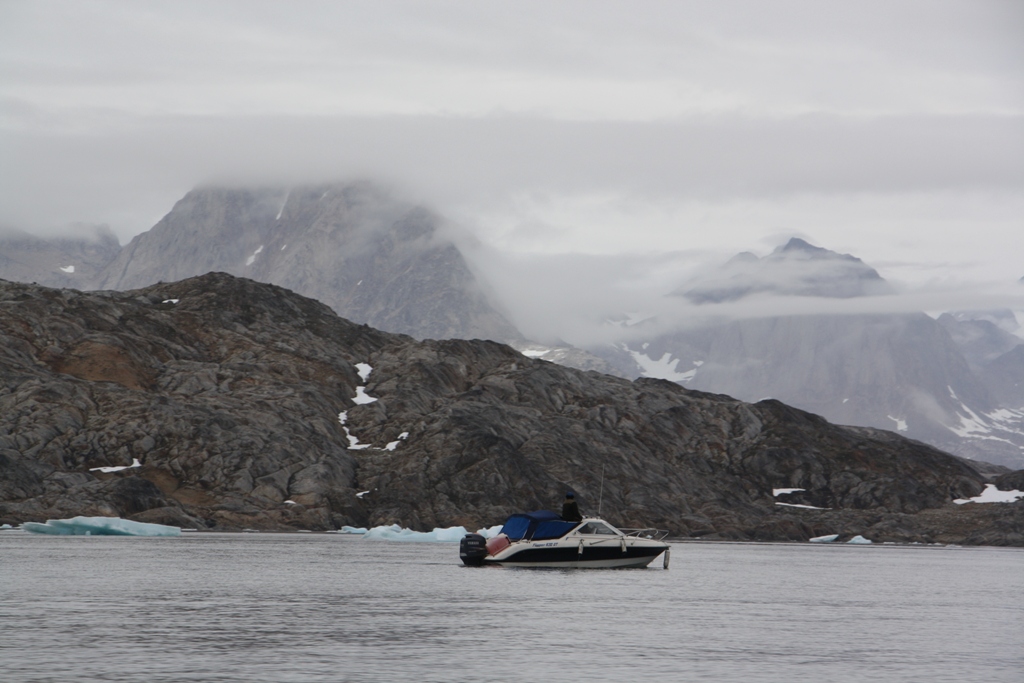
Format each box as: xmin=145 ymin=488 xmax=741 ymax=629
xmin=3 ymin=274 xmax=1020 ymax=544
xmin=95 ymin=183 xmax=522 ymax=343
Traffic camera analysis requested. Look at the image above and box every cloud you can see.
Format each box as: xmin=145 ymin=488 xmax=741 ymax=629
xmin=1 ymin=0 xmax=1021 ymax=341
xmin=2 ymin=112 xmax=1021 ymax=231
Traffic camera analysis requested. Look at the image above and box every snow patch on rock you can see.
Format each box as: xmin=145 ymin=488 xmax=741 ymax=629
xmin=89 ymin=458 xmax=142 ymax=473
xmin=954 ymin=484 xmax=1024 ymax=505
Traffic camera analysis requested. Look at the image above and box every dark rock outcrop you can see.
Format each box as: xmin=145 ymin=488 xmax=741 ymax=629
xmin=2 ymin=274 xmax=1021 ymax=544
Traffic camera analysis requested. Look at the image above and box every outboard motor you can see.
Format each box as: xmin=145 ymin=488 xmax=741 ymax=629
xmin=460 ymin=533 xmax=488 ymax=566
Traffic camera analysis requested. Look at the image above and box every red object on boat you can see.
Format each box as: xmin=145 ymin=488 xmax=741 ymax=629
xmin=485 ymin=534 xmax=510 ymax=556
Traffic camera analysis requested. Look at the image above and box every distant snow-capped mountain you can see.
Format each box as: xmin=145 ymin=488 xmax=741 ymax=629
xmin=679 ymin=237 xmax=893 ymax=303
xmin=604 ymin=239 xmax=1024 ymax=469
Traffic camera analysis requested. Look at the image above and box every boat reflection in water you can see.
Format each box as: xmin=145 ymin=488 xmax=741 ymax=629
xmin=460 ymin=510 xmax=670 ymax=569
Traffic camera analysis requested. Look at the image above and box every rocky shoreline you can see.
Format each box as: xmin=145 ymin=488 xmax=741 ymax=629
xmin=2 ymin=274 xmax=1022 ymax=545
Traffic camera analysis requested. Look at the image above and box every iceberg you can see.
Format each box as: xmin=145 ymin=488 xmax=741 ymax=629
xmin=809 ymin=534 xmax=839 ymax=543
xmin=477 ymin=525 xmax=503 ymax=539
xmin=356 ymin=523 xmax=504 ymax=542
xmin=362 ymin=524 xmax=470 ymax=542
xmin=847 ymin=535 xmax=872 ymax=544
xmin=22 ymin=516 xmax=181 ymax=537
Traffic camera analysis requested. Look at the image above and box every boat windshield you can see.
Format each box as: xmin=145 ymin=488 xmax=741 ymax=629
xmin=577 ymin=521 xmax=620 ymax=536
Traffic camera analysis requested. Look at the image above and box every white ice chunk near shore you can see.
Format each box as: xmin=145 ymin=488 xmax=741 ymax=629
xmin=847 ymin=535 xmax=873 ymax=544
xmin=23 ymin=516 xmax=181 ymax=536
xmin=355 ymin=363 xmax=373 ymax=382
xmin=59 ymin=265 xmax=75 ymax=273
xmin=773 ymin=488 xmax=806 ymax=497
xmin=809 ymin=534 xmax=839 ymax=543
xmin=954 ymin=484 xmax=1024 ymax=505
xmin=362 ymin=524 xmax=470 ymax=542
xmin=90 ymin=458 xmax=142 ymax=473
xmin=359 ymin=524 xmax=500 ymax=543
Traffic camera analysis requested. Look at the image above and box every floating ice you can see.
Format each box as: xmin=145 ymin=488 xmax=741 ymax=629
xmin=954 ymin=484 xmax=1024 ymax=505
xmin=89 ymin=458 xmax=141 ymax=473
xmin=0 ymin=523 xmax=13 ymax=530
xmin=476 ymin=525 xmax=503 ymax=539
xmin=362 ymin=524 xmax=469 ymax=543
xmin=355 ymin=363 xmax=373 ymax=382
xmin=773 ymin=488 xmax=806 ymax=497
xmin=809 ymin=534 xmax=839 ymax=543
xmin=847 ymin=535 xmax=872 ymax=544
xmin=59 ymin=265 xmax=75 ymax=273
xmin=23 ymin=516 xmax=181 ymax=537
xmin=326 ymin=526 xmax=368 ymax=534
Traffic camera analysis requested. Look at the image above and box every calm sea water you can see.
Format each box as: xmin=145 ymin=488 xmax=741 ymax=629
xmin=2 ymin=532 xmax=1021 ymax=683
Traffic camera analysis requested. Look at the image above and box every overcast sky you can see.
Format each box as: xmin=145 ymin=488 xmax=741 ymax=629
xmin=2 ymin=0 xmax=1023 ymax=303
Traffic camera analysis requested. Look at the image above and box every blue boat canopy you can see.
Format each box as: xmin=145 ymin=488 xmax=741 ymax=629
xmin=500 ymin=510 xmax=578 ymax=541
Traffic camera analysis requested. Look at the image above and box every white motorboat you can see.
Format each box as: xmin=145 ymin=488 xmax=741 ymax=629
xmin=460 ymin=510 xmax=670 ymax=569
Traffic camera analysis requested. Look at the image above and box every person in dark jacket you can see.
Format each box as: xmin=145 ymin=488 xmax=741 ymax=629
xmin=561 ymin=492 xmax=582 ymax=522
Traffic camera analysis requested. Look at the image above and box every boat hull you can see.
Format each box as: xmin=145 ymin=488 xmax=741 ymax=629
xmin=484 ymin=541 xmax=667 ymax=568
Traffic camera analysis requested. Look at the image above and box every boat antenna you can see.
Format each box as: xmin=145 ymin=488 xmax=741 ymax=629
xmin=597 ymin=465 xmax=605 ymax=517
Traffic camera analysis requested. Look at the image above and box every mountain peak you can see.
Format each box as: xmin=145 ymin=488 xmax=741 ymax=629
xmin=776 ymin=237 xmax=826 ymax=255
xmin=679 ymin=239 xmax=892 ymax=303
